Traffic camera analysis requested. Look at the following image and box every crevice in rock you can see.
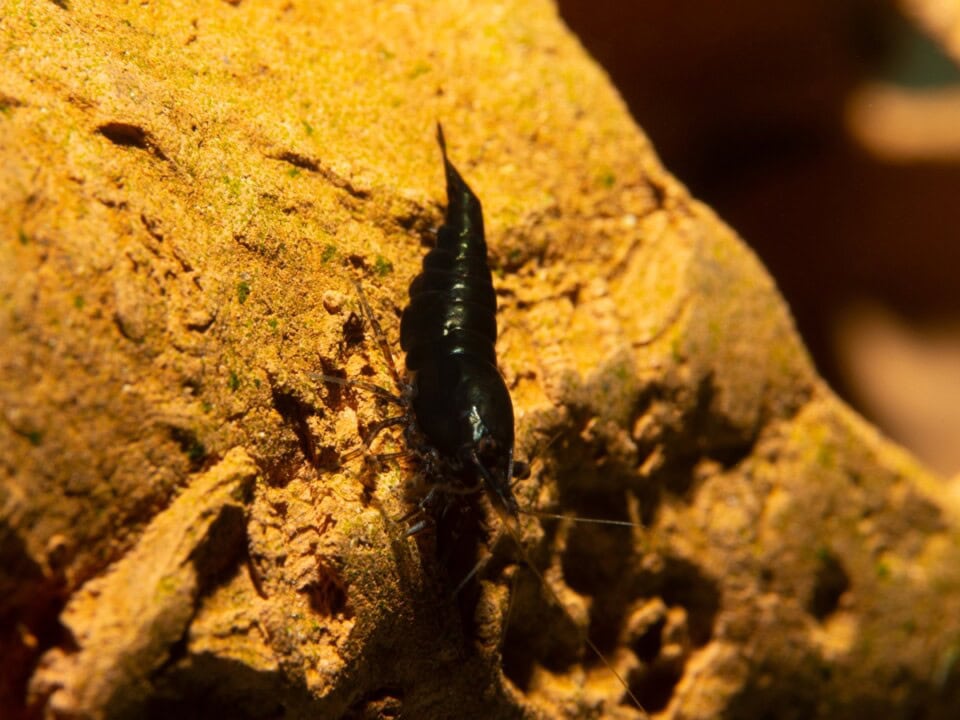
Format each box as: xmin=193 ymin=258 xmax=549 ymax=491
xmin=659 ymin=556 xmax=720 ymax=648
xmin=97 ymin=122 xmax=169 ymax=162
xmin=269 ymin=381 xmax=321 ymax=469
xmin=145 ymin=653 xmax=296 ymax=720
xmin=341 ymin=687 xmax=404 ymax=720
xmin=808 ymin=549 xmax=850 ymax=621
xmin=303 ymin=559 xmax=351 ymax=619
xmin=633 ymin=658 xmax=683 ymax=714
xmin=267 ymin=150 xmax=370 ymax=199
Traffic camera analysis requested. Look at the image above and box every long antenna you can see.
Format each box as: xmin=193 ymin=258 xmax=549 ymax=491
xmin=493 ymin=507 xmax=649 ymax=717
xmin=350 ymin=278 xmax=405 ymax=392
xmin=520 ymin=508 xmax=640 ymax=528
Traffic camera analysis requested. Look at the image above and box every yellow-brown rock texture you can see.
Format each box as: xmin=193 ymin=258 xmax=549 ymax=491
xmin=2 ymin=1 xmax=959 ymax=719
xmin=903 ymin=0 xmax=960 ymax=63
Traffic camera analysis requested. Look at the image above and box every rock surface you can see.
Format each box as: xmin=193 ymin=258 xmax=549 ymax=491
xmin=1 ymin=1 xmax=959 ymax=719
xmin=903 ymin=0 xmax=960 ymax=62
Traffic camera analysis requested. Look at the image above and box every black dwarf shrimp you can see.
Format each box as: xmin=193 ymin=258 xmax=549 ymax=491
xmin=325 ymin=126 xmax=646 ymax=715
xmin=398 ymin=125 xmax=526 ymax=529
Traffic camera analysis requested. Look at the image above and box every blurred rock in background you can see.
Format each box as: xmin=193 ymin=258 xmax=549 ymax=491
xmin=559 ymin=0 xmax=960 ymax=476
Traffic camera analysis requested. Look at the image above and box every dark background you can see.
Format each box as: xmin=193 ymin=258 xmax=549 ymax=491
xmin=558 ymin=0 xmax=960 ymax=475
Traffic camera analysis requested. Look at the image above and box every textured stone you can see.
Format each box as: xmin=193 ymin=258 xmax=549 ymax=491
xmin=2 ymin=1 xmax=959 ymax=719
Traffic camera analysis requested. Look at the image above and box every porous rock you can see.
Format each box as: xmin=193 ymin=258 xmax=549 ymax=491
xmin=2 ymin=1 xmax=959 ymax=719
